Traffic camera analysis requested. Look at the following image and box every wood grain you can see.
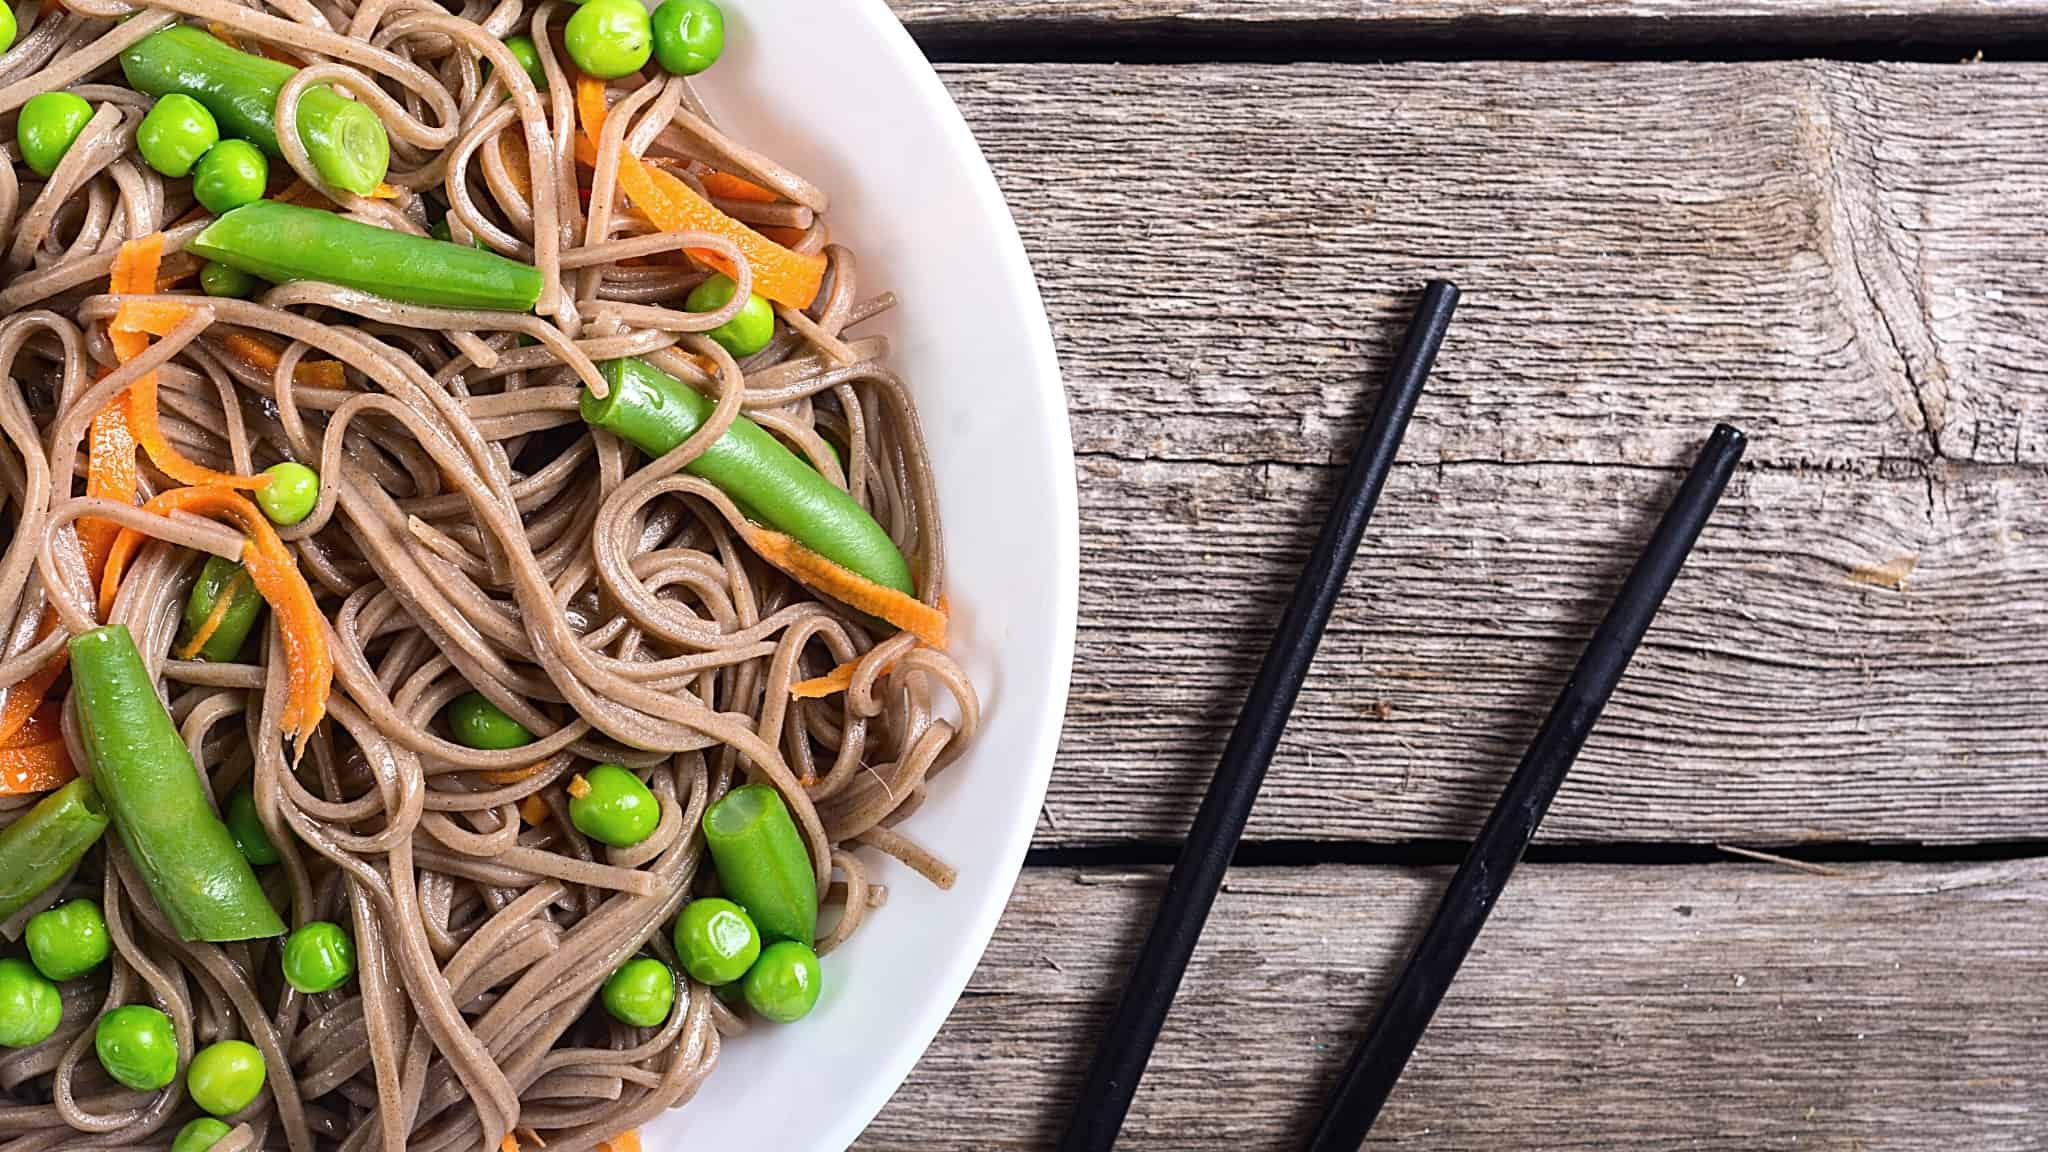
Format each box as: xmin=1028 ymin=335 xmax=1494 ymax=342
xmin=934 ymin=61 xmax=2048 ymax=468
xmin=893 ymin=0 xmax=2048 ymax=48
xmin=860 ymin=861 xmax=2048 ymax=1150
xmin=1030 ymin=457 xmax=2048 ymax=846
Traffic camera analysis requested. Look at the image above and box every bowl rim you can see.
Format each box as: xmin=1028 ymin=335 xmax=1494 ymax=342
xmin=809 ymin=3 xmax=1078 ymax=1148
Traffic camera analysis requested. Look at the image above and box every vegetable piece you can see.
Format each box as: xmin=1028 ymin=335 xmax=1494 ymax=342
xmin=78 ymin=393 xmax=140 ymax=586
xmin=137 ymin=94 xmax=220 ymax=178
xmin=179 ymin=556 xmax=265 ymax=663
xmin=255 ymin=461 xmax=319 ymax=525
xmin=17 ymin=92 xmax=92 ymax=178
xmin=0 ymin=779 xmax=108 ymax=922
xmin=187 ymin=1039 xmax=265 ymax=1114
xmin=199 ymin=260 xmax=261 ymax=298
xmin=220 ymin=332 xmax=346 ymax=391
xmin=120 ymin=26 xmax=390 ymax=196
xmin=225 ymin=786 xmax=279 ymax=866
xmin=584 ymin=358 xmax=914 ymax=594
xmin=701 ymin=784 xmax=816 ymax=947
xmin=281 ymin=921 xmax=355 ymax=993
xmin=69 ymin=626 xmax=286 ymax=942
xmin=789 ymin=655 xmax=898 ymax=700
xmin=567 ymin=764 xmax=659 ymax=847
xmin=429 ymin=218 xmax=486 ymax=248
xmin=172 ymin=1118 xmax=235 ymax=1152
xmin=0 ymin=959 xmax=60 ymax=1048
xmin=598 ymin=1133 xmax=641 ymax=1152
xmin=97 ymin=485 xmax=331 ymax=742
xmin=697 ymin=170 xmax=777 ymax=203
xmin=189 ymin=201 xmax=544 ymax=311
xmin=95 ymin=1005 xmax=178 ymax=1090
xmin=192 ymin=138 xmax=269 ymax=214
xmin=575 ymin=78 xmax=825 ymax=308
xmin=565 ymin=0 xmax=653 ymax=79
xmin=600 ymin=957 xmax=674 ymax=1027
xmin=446 ymin=691 xmax=533 ymax=750
xmin=741 ymin=940 xmax=821 ymax=1023
xmin=651 ymin=0 xmax=724 ymax=76
xmin=0 ymin=702 xmax=76 ymax=794
xmin=504 ymin=35 xmax=547 ymax=90
xmin=682 ymin=273 xmax=774 ymax=358
xmin=0 ymin=6 xmax=15 ymax=56
xmin=25 ymin=899 xmax=111 ymax=981
xmin=673 ymin=897 xmax=760 ymax=986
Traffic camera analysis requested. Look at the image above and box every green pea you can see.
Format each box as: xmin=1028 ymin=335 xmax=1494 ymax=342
xmin=446 ymin=690 xmax=533 ymax=750
xmin=94 ymin=1004 xmax=178 ymax=1091
xmin=741 ymin=939 xmax=821 ymax=1023
xmin=281 ymin=921 xmax=355 ymax=994
xmin=504 ymin=34 xmax=548 ymax=90
xmin=673 ymin=897 xmax=759 ymax=986
xmin=171 ymin=1117 xmax=234 ymax=1152
xmin=0 ymin=5 xmax=17 ymax=57
xmin=224 ymin=785 xmax=279 ymax=867
xmin=600 ymin=957 xmax=674 ymax=1027
xmin=137 ymin=93 xmax=220 ymax=179
xmin=651 ymin=0 xmax=723 ymax=76
xmin=568 ymin=764 xmax=659 ymax=848
xmin=192 ymin=139 xmax=268 ymax=215
xmin=199 ymin=260 xmax=260 ymax=299
xmin=0 ymin=958 xmax=60 ymax=1048
xmin=430 ymin=218 xmax=486 ymax=249
xmin=17 ymin=91 xmax=93 ymax=179
xmin=25 ymin=898 xmax=110 ymax=981
xmin=187 ymin=1038 xmax=265 ymax=1115
xmin=683 ymin=274 xmax=774 ymax=358
xmin=254 ymin=461 xmax=319 ymax=526
xmin=565 ymin=0 xmax=652 ymax=80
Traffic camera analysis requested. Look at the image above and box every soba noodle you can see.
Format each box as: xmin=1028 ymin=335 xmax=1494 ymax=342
xmin=0 ymin=2 xmax=979 ymax=1147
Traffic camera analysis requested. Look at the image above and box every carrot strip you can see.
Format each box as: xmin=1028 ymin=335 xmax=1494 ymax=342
xmin=575 ymin=77 xmax=824 ymax=308
xmin=78 ymin=394 xmax=139 ymax=584
xmin=132 ymin=372 xmax=269 ymax=490
xmin=755 ymin=225 xmax=809 ymax=248
xmin=103 ymin=487 xmax=331 ymax=743
xmin=0 ymin=739 xmax=73 ymax=795
xmin=480 ymin=762 xmax=544 ymax=785
xmin=369 ymin=182 xmax=400 ymax=199
xmin=698 ymin=171 xmax=779 ymax=203
xmin=497 ymin=126 xmax=534 ymax=204
xmin=0 ymin=616 xmax=66 ymax=750
xmin=221 ymin=332 xmax=348 ymax=390
xmin=174 ymin=568 xmax=251 ymax=660
xmin=790 ymin=655 xmax=901 ymax=700
xmin=740 ymin=526 xmax=947 ymax=648
xmin=499 ymin=1136 xmax=520 ymax=1152
xmin=598 ymin=1132 xmax=639 ymax=1152
xmin=112 ymin=299 xmax=196 ymax=337
xmin=518 ymin=794 xmax=550 ymax=826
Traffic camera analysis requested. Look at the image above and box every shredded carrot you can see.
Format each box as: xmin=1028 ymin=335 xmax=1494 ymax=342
xmin=0 ymin=738 xmax=73 ymax=795
xmin=497 ymin=127 xmax=534 ymax=204
xmin=221 ymin=332 xmax=349 ymax=391
xmin=698 ymin=171 xmax=779 ymax=203
xmin=102 ymin=487 xmax=331 ymax=744
xmin=174 ymin=568 xmax=252 ymax=660
xmin=755 ymin=225 xmax=809 ymax=248
xmin=369 ymin=182 xmax=400 ymax=199
xmin=739 ymin=526 xmax=947 ymax=648
xmin=575 ymin=77 xmax=824 ymax=308
xmin=480 ymin=762 xmax=544 ymax=785
xmin=790 ymin=655 xmax=901 ymax=700
xmin=597 ymin=1132 xmax=639 ymax=1152
xmin=516 ymin=1126 xmax=547 ymax=1149
xmin=519 ymin=794 xmax=550 ymax=826
xmin=500 ymin=1136 xmax=520 ymax=1152
xmin=78 ymin=394 xmax=139 ymax=585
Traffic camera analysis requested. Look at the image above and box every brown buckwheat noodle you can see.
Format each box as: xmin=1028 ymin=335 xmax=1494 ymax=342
xmin=0 ymin=3 xmax=980 ymax=1148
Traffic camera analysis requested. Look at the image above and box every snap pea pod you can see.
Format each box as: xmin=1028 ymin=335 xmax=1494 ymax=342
xmin=120 ymin=25 xmax=389 ymax=196
xmin=0 ymin=779 xmax=109 ymax=924
xmin=701 ymin=784 xmax=816 ymax=947
xmin=69 ymin=626 xmax=285 ymax=943
xmin=583 ymin=357 xmax=914 ymax=594
xmin=177 ymin=556 xmax=265 ymax=663
xmin=189 ymin=201 xmax=543 ymax=312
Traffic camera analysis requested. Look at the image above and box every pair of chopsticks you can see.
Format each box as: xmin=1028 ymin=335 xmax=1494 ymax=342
xmin=1059 ymin=281 xmax=1745 ymax=1151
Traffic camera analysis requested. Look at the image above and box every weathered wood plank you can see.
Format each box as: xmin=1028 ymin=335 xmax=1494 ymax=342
xmin=860 ymin=861 xmax=2048 ymax=1150
xmin=894 ymin=1 xmax=2048 ymax=48
xmin=934 ymin=61 xmax=2047 ymax=467
xmin=1033 ymin=458 xmax=2048 ymax=846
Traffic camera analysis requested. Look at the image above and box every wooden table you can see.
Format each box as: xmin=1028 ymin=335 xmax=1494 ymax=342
xmin=858 ymin=4 xmax=2048 ymax=1147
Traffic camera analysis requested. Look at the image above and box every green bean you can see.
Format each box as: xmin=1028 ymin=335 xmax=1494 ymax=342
xmin=69 ymin=626 xmax=285 ymax=942
xmin=0 ymin=778 xmax=109 ymax=924
xmin=583 ymin=358 xmax=914 ymax=593
xmin=701 ymin=784 xmax=816 ymax=947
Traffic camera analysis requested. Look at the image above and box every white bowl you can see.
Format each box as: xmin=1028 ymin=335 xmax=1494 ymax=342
xmin=644 ymin=3 xmax=1077 ymax=1149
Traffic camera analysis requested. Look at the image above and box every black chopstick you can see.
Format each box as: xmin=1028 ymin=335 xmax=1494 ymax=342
xmin=1058 ymin=280 xmax=1460 ymax=1152
xmin=1303 ymin=422 xmax=1747 ymax=1151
